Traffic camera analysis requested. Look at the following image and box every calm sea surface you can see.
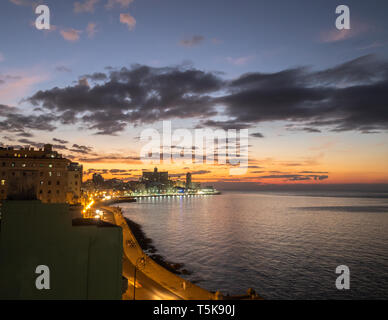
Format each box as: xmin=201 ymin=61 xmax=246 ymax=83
xmin=120 ymin=191 xmax=388 ymax=299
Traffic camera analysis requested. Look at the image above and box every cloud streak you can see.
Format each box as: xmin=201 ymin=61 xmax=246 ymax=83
xmin=10 ymin=54 xmax=388 ymax=136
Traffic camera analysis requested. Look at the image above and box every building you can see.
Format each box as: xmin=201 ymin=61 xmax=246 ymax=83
xmin=186 ymin=172 xmax=192 ymax=189
xmin=0 ymin=144 xmax=70 ymax=203
xmin=141 ymin=167 xmax=169 ymax=185
xmin=92 ymin=173 xmax=104 ymax=186
xmin=0 ymin=201 xmax=123 ymax=299
xmin=67 ymin=162 xmax=83 ymax=205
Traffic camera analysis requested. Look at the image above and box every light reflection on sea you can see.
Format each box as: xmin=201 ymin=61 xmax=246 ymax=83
xmin=120 ymin=191 xmax=388 ymax=299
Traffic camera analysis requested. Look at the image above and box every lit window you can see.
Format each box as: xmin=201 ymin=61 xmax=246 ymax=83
xmin=11 ymin=163 xmax=15 ymax=167
xmin=1 ymin=180 xmax=5 ymax=186
xmin=22 ymin=164 xmax=26 ymax=167
xmin=49 ymin=172 xmax=52 ymax=177
xmin=40 ymin=181 xmax=44 ymax=185
xmin=49 ymin=164 xmax=53 ymax=168
xmin=57 ymin=172 xmax=61 ymax=177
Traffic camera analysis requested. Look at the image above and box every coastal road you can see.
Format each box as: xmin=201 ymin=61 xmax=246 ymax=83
xmin=102 ymin=208 xmax=183 ymax=300
xmin=122 ymin=258 xmax=182 ymax=300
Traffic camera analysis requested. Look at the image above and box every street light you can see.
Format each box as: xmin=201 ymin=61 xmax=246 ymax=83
xmin=133 ymin=255 xmax=146 ymax=300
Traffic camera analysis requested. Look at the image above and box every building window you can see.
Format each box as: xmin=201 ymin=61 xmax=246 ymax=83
xmin=40 ymin=172 xmax=43 ymax=177
xmin=48 ymin=190 xmax=51 ymax=194
xmin=56 ymin=181 xmax=60 ymax=186
xmin=22 ymin=163 xmax=26 ymax=167
xmin=56 ymin=190 xmax=60 ymax=194
xmin=11 ymin=162 xmax=15 ymax=167
xmin=48 ymin=181 xmax=52 ymax=186
xmin=49 ymin=172 xmax=52 ymax=177
xmin=57 ymin=172 xmax=61 ymax=177
xmin=39 ymin=190 xmax=43 ymax=194
xmin=49 ymin=164 xmax=53 ymax=168
xmin=40 ymin=181 xmax=44 ymax=185
xmin=2 ymin=162 xmax=5 ymax=167
xmin=1 ymin=180 xmax=5 ymax=186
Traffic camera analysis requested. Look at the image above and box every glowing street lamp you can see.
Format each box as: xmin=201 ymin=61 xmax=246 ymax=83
xmin=133 ymin=256 xmax=146 ymax=300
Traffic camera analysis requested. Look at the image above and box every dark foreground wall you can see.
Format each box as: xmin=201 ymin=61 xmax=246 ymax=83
xmin=0 ymin=201 xmax=122 ymax=300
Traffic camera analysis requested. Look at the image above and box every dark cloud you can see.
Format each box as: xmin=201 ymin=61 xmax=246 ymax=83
xmin=259 ymin=174 xmax=329 ymax=182
xmin=78 ymin=155 xmax=140 ymax=163
xmin=17 ymin=132 xmax=34 ymax=138
xmin=217 ymin=55 xmax=388 ymax=133
xmin=191 ymin=170 xmax=211 ymax=175
xmin=299 ymin=171 xmax=329 ymax=174
xmin=18 ymin=55 xmax=388 ymax=135
xmin=250 ymin=132 xmax=264 ymax=138
xmin=0 ymin=105 xmax=57 ymax=134
xmin=56 ymin=66 xmax=72 ymax=73
xmin=198 ymin=120 xmax=251 ymax=130
xmin=28 ymin=65 xmax=222 ymax=135
xmin=53 ymin=138 xmax=69 ymax=144
xmin=81 ymin=72 xmax=108 ymax=81
xmin=70 ymin=144 xmax=93 ymax=154
xmin=179 ymin=35 xmax=205 ymax=47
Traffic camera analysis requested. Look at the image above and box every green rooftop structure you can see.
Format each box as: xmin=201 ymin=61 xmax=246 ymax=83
xmin=0 ymin=201 xmax=123 ymax=300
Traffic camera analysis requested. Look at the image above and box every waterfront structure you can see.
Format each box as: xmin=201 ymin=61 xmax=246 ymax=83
xmin=142 ymin=167 xmax=169 ymax=185
xmin=186 ymin=172 xmax=192 ymax=189
xmin=67 ymin=162 xmax=83 ymax=205
xmin=0 ymin=201 xmax=123 ymax=299
xmin=92 ymin=173 xmax=104 ymax=186
xmin=0 ymin=144 xmax=70 ymax=203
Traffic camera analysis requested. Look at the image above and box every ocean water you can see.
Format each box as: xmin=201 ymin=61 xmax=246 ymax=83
xmin=120 ymin=191 xmax=388 ymax=299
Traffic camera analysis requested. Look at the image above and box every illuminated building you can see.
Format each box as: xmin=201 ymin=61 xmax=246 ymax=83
xmin=186 ymin=172 xmax=192 ymax=189
xmin=0 ymin=144 xmax=80 ymax=204
xmin=67 ymin=162 xmax=83 ymax=205
xmin=141 ymin=167 xmax=169 ymax=184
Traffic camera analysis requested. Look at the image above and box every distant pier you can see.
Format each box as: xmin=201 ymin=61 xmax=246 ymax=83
xmin=132 ymin=192 xmax=220 ymax=199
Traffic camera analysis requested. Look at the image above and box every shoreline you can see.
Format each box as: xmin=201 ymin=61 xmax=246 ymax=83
xmin=123 ymin=217 xmax=193 ymax=277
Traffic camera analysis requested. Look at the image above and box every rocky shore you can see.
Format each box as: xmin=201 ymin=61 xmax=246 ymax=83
xmin=123 ymin=217 xmax=192 ymax=276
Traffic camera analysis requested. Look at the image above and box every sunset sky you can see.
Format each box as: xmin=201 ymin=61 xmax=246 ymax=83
xmin=1 ymin=0 xmax=388 ymax=189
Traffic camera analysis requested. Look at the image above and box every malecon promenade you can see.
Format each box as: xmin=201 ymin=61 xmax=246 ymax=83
xmin=97 ymin=201 xmax=261 ymax=300
xmin=101 ymin=205 xmax=215 ymax=300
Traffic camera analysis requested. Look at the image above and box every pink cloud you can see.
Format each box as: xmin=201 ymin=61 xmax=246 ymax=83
xmin=320 ymin=21 xmax=371 ymax=43
xmin=120 ymin=13 xmax=136 ymax=30
xmin=74 ymin=0 xmax=99 ymax=13
xmin=60 ymin=29 xmax=82 ymax=42
xmin=86 ymin=22 xmax=97 ymax=38
xmin=9 ymin=0 xmax=37 ymax=6
xmin=0 ymin=69 xmax=49 ymax=105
